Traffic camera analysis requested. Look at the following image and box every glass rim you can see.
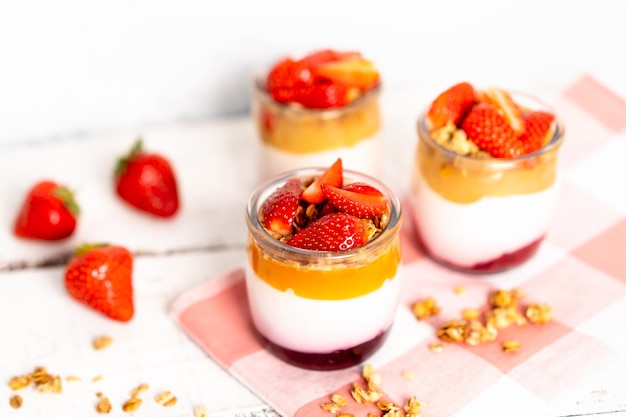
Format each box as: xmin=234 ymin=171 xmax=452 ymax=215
xmin=416 ymin=90 xmax=565 ymax=168
xmin=245 ymin=167 xmax=402 ymax=262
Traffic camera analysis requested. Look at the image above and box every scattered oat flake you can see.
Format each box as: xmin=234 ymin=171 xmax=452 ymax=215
xmin=195 ymin=405 xmax=209 ymax=417
xmin=404 ymin=395 xmax=423 ymax=416
xmin=9 ymin=395 xmax=23 ymax=409
xmin=96 ymin=392 xmax=103 ymax=398
xmin=9 ymin=375 xmax=30 ymax=391
xmin=93 ymin=336 xmax=113 ymax=350
xmin=330 ymin=394 xmax=348 ymax=406
xmin=66 ymin=375 xmax=81 ymax=382
xmin=131 ymin=383 xmax=150 ymax=398
xmin=402 ymin=371 xmax=414 ymax=380
xmin=454 ymin=286 xmax=466 ymax=294
xmin=428 ymin=342 xmax=445 ymax=352
xmin=155 ymin=391 xmax=177 ymax=407
xmin=337 ymin=414 xmax=355 ymax=417
xmin=96 ymin=397 xmax=112 ymax=414
xmin=502 ymin=340 xmax=522 ymax=353
xmin=461 ymin=308 xmax=480 ymax=320
xmin=92 ymin=375 xmax=103 ymax=383
xmin=526 ymin=303 xmax=553 ymax=324
xmin=122 ymin=397 xmax=142 ymax=412
xmin=321 ymin=402 xmax=342 ymax=413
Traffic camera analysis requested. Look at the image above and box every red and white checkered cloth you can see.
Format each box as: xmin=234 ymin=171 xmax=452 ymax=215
xmin=170 ymin=75 xmax=626 ymax=417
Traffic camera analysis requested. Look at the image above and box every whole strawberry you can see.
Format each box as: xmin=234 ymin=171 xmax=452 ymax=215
xmin=115 ymin=139 xmax=179 ymax=217
xmin=13 ymin=180 xmax=79 ymax=241
xmin=64 ymin=244 xmax=134 ymax=322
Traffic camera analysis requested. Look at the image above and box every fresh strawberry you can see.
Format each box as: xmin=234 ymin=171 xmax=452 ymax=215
xmin=300 ymin=49 xmax=361 ymax=66
xmin=518 ymin=111 xmax=555 ymax=154
xmin=313 ymin=57 xmax=380 ymax=90
xmin=295 ymin=78 xmax=350 ymax=109
xmin=321 ymin=183 xmax=388 ymax=219
xmin=287 ymin=212 xmax=371 ymax=251
xmin=461 ymin=102 xmax=524 ymax=159
xmin=266 ymin=58 xmax=313 ymax=104
xmin=426 ymin=82 xmax=476 ymax=129
xmin=13 ymin=180 xmax=79 ymax=241
xmin=301 ymin=158 xmax=343 ymax=204
xmin=480 ymin=87 xmax=525 ymax=133
xmin=115 ymin=139 xmax=179 ymax=218
xmin=342 ymin=182 xmax=384 ymax=196
xmin=261 ymin=178 xmax=302 ymax=236
xmin=64 ymin=244 xmax=134 ymax=322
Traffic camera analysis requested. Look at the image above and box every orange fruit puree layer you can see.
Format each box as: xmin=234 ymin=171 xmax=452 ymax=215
xmin=415 ymin=140 xmax=559 ymax=204
xmin=247 ymin=237 xmax=401 ymax=300
xmin=253 ymin=92 xmax=380 ymax=154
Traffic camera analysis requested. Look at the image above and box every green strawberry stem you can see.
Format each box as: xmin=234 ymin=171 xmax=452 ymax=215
xmin=54 ymin=186 xmax=80 ymax=216
xmin=74 ymin=243 xmax=109 ymax=256
xmin=114 ymin=137 xmax=144 ymax=177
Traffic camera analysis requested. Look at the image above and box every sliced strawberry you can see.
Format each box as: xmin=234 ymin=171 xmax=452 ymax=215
xmin=342 ymin=182 xmax=384 ymax=196
xmin=266 ymin=58 xmax=313 ymax=104
xmin=261 ymin=178 xmax=302 ymax=236
xmin=300 ymin=49 xmax=361 ymax=65
xmin=321 ymin=183 xmax=388 ymax=219
xmin=294 ymin=78 xmax=350 ymax=109
xmin=461 ymin=102 xmax=524 ymax=159
xmin=312 ymin=57 xmax=380 ymax=90
xmin=426 ymin=82 xmax=476 ymax=129
xmin=287 ymin=212 xmax=371 ymax=251
xmin=317 ymin=201 xmax=337 ymax=218
xmin=518 ymin=111 xmax=556 ymax=155
xmin=480 ymin=87 xmax=525 ymax=134
xmin=301 ymin=158 xmax=343 ymax=204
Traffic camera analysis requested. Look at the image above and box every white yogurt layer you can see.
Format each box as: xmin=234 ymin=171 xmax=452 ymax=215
xmin=244 ymin=263 xmax=400 ymax=353
xmin=411 ymin=176 xmax=558 ymax=268
xmin=259 ymin=134 xmax=382 ymax=180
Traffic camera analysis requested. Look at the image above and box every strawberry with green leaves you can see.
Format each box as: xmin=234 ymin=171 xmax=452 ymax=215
xmin=64 ymin=244 xmax=134 ymax=322
xmin=287 ymin=212 xmax=372 ymax=251
xmin=13 ymin=180 xmax=79 ymax=241
xmin=115 ymin=139 xmax=180 ymax=218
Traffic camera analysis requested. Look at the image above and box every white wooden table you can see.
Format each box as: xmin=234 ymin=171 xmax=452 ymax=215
xmin=1 ymin=76 xmax=625 ymax=417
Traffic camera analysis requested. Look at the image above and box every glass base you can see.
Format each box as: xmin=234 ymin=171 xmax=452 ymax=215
xmin=422 ymin=237 xmax=544 ymax=274
xmin=257 ymin=328 xmax=390 ymax=370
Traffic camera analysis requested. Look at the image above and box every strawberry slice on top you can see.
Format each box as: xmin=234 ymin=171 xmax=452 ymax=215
xmin=480 ymin=87 xmax=525 ymax=134
xmin=426 ymin=82 xmax=476 ymax=129
xmin=301 ymin=158 xmax=343 ymax=204
xmin=321 ymin=183 xmax=388 ymax=219
xmin=342 ymin=182 xmax=384 ymax=196
xmin=287 ymin=212 xmax=371 ymax=251
xmin=518 ymin=110 xmax=556 ymax=155
xmin=461 ymin=102 xmax=523 ymax=159
xmin=261 ymin=178 xmax=302 ymax=236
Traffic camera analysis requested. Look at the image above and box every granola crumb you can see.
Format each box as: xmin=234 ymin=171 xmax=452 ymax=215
xmin=96 ymin=392 xmax=103 ymax=398
xmin=155 ymin=391 xmax=177 ymax=407
xmin=65 ymin=376 xmax=81 ymax=382
xmin=9 ymin=395 xmax=23 ymax=409
xmin=401 ymin=371 xmax=414 ymax=380
xmin=428 ymin=342 xmax=445 ymax=352
xmin=8 ymin=376 xmax=30 ymax=391
xmin=412 ymin=296 xmax=441 ymax=321
xmin=502 ymin=340 xmax=522 ymax=353
xmin=92 ymin=336 xmax=113 ymax=350
xmin=122 ymin=397 xmax=142 ymax=412
xmin=454 ymin=286 xmax=466 ymax=295
xmin=92 ymin=375 xmax=103 ymax=383
xmin=195 ymin=405 xmax=209 ymax=417
xmin=525 ymin=303 xmax=553 ymax=324
xmin=96 ymin=397 xmax=112 ymax=414
xmin=130 ymin=383 xmax=149 ymax=398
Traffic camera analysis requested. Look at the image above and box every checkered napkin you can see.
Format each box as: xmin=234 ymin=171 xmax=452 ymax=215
xmin=170 ymin=75 xmax=626 ymax=417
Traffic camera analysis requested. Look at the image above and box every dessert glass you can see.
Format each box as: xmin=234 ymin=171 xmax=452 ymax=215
xmin=245 ymin=168 xmax=402 ymax=370
xmin=251 ymin=57 xmax=382 ymax=180
xmin=411 ymin=93 xmax=565 ymax=273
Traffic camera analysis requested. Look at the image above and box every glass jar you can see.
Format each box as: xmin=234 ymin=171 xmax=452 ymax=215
xmin=245 ymin=168 xmax=402 ymax=370
xmin=411 ymin=93 xmax=565 ymax=273
xmin=251 ymin=59 xmax=382 ymax=181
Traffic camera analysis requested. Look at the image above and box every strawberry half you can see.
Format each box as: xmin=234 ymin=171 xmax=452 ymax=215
xmin=295 ymin=78 xmax=350 ymax=109
xmin=301 ymin=158 xmax=343 ymax=204
xmin=64 ymin=244 xmax=134 ymax=322
xmin=287 ymin=212 xmax=371 ymax=251
xmin=480 ymin=87 xmax=525 ymax=133
xmin=115 ymin=139 xmax=180 ymax=218
xmin=426 ymin=82 xmax=476 ymax=129
xmin=518 ymin=111 xmax=556 ymax=155
xmin=461 ymin=102 xmax=523 ymax=159
xmin=13 ymin=180 xmax=79 ymax=241
xmin=321 ymin=183 xmax=388 ymax=219
xmin=261 ymin=178 xmax=302 ymax=236
xmin=266 ymin=58 xmax=313 ymax=104
xmin=312 ymin=57 xmax=380 ymax=90
xmin=342 ymin=182 xmax=384 ymax=196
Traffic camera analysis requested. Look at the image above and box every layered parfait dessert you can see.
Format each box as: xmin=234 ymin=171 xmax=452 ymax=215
xmin=252 ymin=49 xmax=382 ymax=179
xmin=411 ymin=82 xmax=564 ymax=273
xmin=245 ymin=159 xmax=402 ymax=370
